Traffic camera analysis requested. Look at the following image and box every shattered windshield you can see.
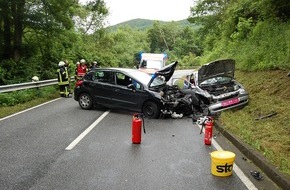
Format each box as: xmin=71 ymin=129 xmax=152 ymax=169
xmin=150 ymin=76 xmax=166 ymax=88
xmin=200 ymin=76 xmax=232 ymax=86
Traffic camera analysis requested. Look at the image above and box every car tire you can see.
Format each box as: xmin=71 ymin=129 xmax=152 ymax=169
xmin=78 ymin=93 xmax=93 ymax=110
xmin=142 ymin=101 xmax=160 ymax=119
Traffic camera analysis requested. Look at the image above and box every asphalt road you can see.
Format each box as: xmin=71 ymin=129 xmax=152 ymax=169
xmin=0 ymin=97 xmax=280 ymax=190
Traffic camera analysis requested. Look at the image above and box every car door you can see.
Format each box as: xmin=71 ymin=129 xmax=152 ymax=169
xmin=86 ymin=70 xmax=116 ymax=106
xmin=110 ymin=72 xmax=149 ymax=112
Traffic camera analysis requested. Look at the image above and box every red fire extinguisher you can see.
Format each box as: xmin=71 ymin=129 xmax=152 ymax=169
xmin=132 ymin=113 xmax=145 ymax=144
xmin=204 ymin=117 xmax=214 ymax=145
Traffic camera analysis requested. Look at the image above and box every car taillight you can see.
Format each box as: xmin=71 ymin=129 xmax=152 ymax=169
xmin=75 ymin=80 xmax=84 ymax=88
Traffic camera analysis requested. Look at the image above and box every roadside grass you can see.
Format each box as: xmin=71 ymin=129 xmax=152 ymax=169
xmin=0 ymin=86 xmax=59 ymax=118
xmin=219 ymin=70 xmax=290 ymax=175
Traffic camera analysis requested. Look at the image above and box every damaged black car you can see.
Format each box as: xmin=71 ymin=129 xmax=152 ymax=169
xmin=74 ymin=61 xmax=195 ymax=119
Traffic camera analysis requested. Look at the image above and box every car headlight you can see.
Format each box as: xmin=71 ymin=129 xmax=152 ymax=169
xmin=239 ymin=88 xmax=247 ymax=95
xmin=234 ymin=85 xmax=240 ymax=91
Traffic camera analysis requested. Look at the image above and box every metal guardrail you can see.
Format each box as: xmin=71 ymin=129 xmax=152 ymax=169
xmin=0 ymin=79 xmax=59 ymax=93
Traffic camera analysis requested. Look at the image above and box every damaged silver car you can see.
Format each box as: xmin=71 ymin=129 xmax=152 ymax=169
xmin=171 ymin=59 xmax=249 ymax=120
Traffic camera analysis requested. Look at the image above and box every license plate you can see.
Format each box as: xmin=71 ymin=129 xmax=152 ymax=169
xmin=222 ymin=98 xmax=240 ymax=107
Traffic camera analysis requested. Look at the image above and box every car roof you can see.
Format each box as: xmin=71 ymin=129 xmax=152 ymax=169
xmin=90 ymin=67 xmax=152 ymax=85
xmin=93 ymin=67 xmax=140 ymax=73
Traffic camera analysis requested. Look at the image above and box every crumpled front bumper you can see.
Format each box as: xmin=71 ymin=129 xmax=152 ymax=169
xmin=208 ymin=94 xmax=249 ymax=114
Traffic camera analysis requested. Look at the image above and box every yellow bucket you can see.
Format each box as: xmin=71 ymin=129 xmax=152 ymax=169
xmin=210 ymin=150 xmax=236 ymax=177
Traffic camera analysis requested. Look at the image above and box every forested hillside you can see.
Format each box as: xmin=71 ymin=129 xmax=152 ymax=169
xmin=107 ymin=18 xmax=194 ymax=31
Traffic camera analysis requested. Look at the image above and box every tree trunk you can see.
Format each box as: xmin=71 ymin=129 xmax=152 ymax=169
xmin=12 ymin=0 xmax=25 ymax=62
xmin=2 ymin=1 xmax=12 ymax=59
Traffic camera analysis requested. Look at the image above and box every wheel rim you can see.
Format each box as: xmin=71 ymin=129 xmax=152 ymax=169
xmin=144 ymin=105 xmax=154 ymax=116
xmin=80 ymin=95 xmax=90 ymax=108
xmin=144 ymin=105 xmax=155 ymax=117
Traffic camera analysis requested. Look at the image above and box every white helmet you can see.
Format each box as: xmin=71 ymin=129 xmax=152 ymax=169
xmin=58 ymin=61 xmax=65 ymax=66
xmin=80 ymin=59 xmax=86 ymax=63
xmin=32 ymin=76 xmax=39 ymax=82
xmin=76 ymin=61 xmax=80 ymax=65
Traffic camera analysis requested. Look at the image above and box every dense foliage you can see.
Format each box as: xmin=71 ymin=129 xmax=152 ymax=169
xmin=0 ymin=0 xmax=109 ymax=84
xmin=0 ymin=0 xmax=289 ymax=85
xmin=0 ymin=86 xmax=58 ymax=106
xmin=189 ymin=0 xmax=290 ymax=70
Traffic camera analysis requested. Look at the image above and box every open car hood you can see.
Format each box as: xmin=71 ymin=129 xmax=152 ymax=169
xmin=148 ymin=61 xmax=178 ymax=87
xmin=198 ymin=59 xmax=235 ymax=84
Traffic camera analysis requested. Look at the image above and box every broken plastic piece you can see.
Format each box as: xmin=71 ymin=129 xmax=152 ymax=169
xmin=250 ymin=170 xmax=263 ymax=180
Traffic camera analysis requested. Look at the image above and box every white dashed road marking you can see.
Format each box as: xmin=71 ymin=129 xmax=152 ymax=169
xmin=65 ymin=110 xmax=110 ymax=150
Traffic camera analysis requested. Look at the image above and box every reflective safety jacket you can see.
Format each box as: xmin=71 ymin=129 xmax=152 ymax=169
xmin=77 ymin=64 xmax=88 ymax=77
xmin=57 ymin=66 xmax=69 ymax=85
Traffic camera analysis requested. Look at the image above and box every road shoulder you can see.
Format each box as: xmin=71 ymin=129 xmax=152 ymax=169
xmin=214 ymin=122 xmax=290 ymax=190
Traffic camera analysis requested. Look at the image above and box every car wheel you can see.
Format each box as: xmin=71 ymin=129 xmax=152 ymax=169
xmin=79 ymin=93 xmax=93 ymax=110
xmin=142 ymin=101 xmax=160 ymax=119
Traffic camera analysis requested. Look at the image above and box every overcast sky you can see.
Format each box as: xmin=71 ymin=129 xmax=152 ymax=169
xmin=101 ymin=0 xmax=194 ymax=26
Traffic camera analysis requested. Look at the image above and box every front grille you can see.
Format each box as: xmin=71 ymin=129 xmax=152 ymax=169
xmin=214 ymin=94 xmax=238 ymax=101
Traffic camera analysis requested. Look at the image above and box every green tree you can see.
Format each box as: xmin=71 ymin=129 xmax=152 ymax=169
xmin=147 ymin=21 xmax=182 ymax=52
xmin=0 ymin=0 xmax=25 ymax=61
xmin=0 ymin=0 xmax=109 ymax=84
xmin=108 ymin=26 xmax=149 ymax=67
xmin=74 ymin=0 xmax=108 ymax=34
xmin=173 ymin=26 xmax=202 ymax=57
xmin=189 ymin=0 xmax=290 ymax=70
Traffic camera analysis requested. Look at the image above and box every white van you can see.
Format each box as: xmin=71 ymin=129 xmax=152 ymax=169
xmin=138 ymin=53 xmax=168 ymax=75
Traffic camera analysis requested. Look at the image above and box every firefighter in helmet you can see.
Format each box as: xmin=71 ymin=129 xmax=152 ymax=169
xmin=57 ymin=61 xmax=70 ymax=97
xmin=76 ymin=59 xmax=88 ymax=80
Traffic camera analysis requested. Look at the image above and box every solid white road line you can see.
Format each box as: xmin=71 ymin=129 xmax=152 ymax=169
xmin=197 ymin=123 xmax=258 ymax=190
xmin=65 ymin=110 xmax=110 ymax=150
xmin=0 ymin=98 xmax=61 ymax=121
xmin=212 ymin=140 xmax=258 ymax=190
